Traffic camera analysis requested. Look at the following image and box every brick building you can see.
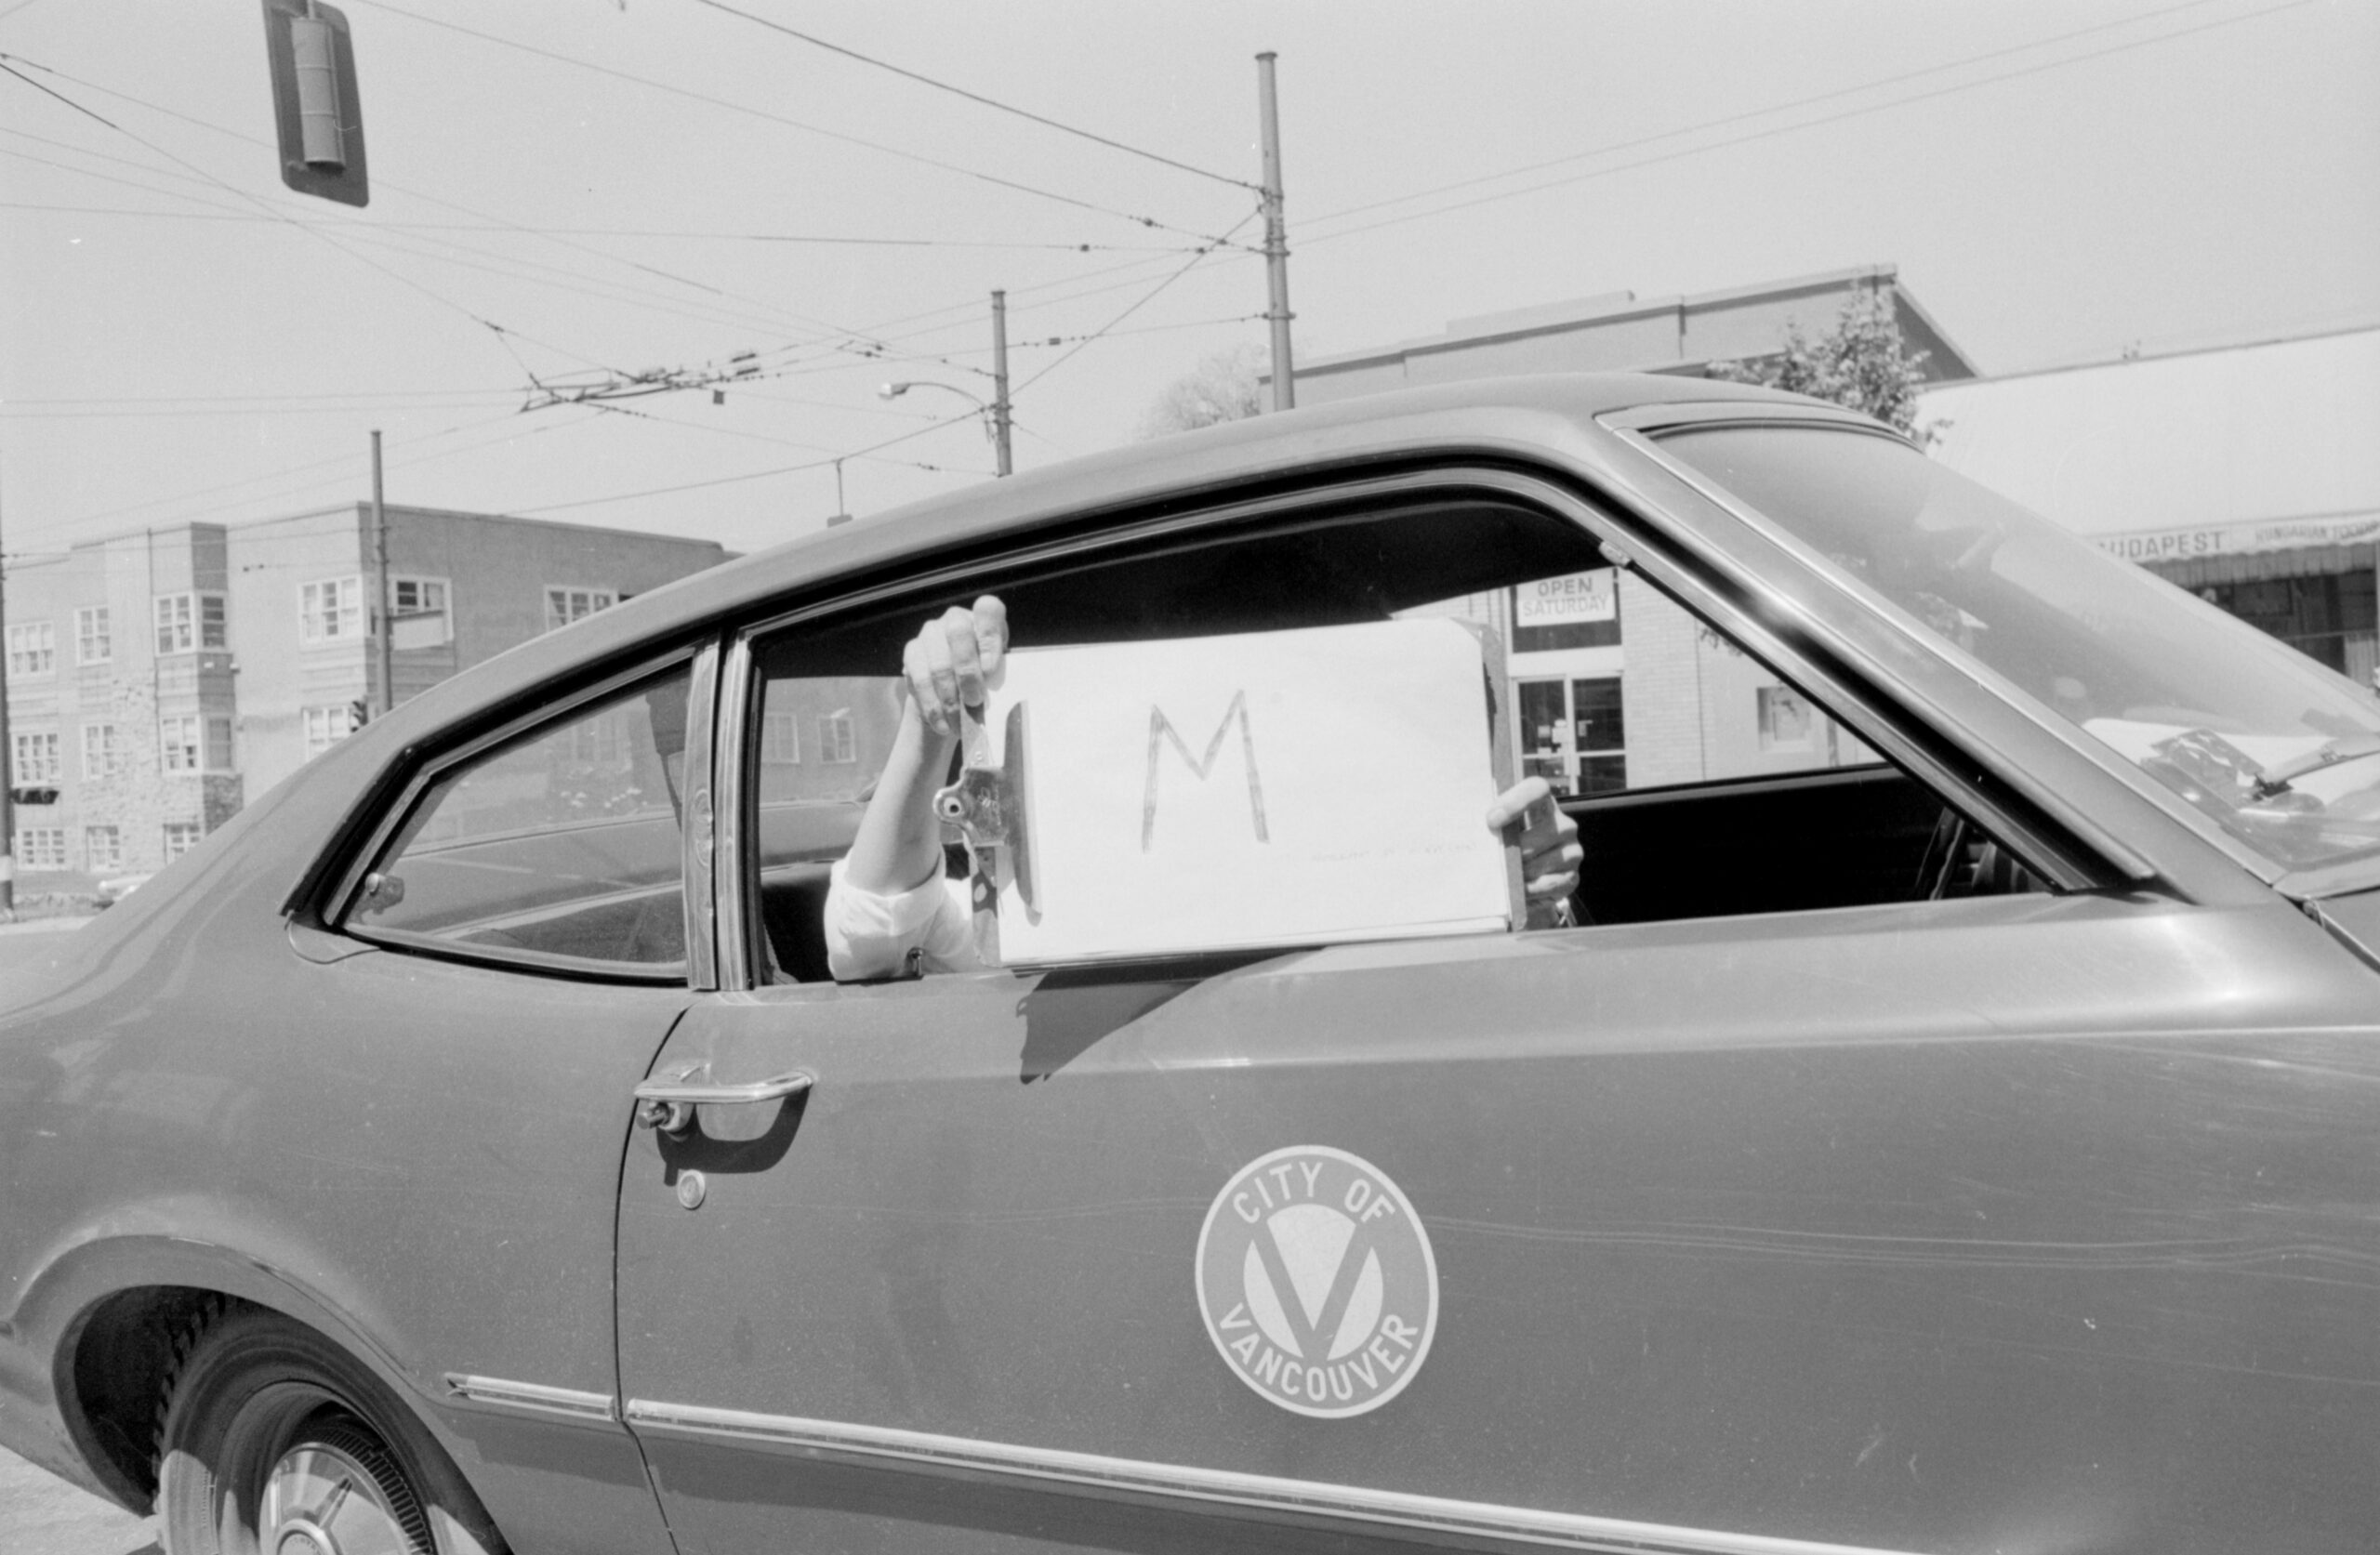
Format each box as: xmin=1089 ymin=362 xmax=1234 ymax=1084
xmin=2 ymin=505 xmax=728 ymax=878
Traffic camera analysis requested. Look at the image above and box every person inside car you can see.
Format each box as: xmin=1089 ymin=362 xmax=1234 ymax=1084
xmin=825 ymin=595 xmax=1584 ymax=982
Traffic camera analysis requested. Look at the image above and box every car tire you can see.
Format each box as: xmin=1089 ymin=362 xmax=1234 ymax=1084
xmin=154 ymin=1301 xmax=506 ymax=1555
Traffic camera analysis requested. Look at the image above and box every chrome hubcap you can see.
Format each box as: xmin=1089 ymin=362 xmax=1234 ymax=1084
xmin=259 ymin=1443 xmax=409 ymax=1555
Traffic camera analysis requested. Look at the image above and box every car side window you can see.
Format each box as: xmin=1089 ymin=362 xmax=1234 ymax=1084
xmin=342 ymin=664 xmax=694 ymax=977
xmin=734 ymin=491 xmax=2043 ymax=984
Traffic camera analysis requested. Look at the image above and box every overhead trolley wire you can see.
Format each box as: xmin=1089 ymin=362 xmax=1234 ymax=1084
xmin=1303 ymin=0 xmax=2245 ymax=230
xmin=770 ymin=233 xmax=1265 ymax=373
xmin=513 ymin=412 xmax=981 ymax=516
xmin=1299 ymin=0 xmax=2315 ymax=248
xmin=7 ymin=408 xmax=549 ymax=540
xmin=690 ymin=0 xmax=1257 ymax=192
xmin=0 ymin=138 xmax=844 ymax=348
xmin=0 ymin=59 xmax=876 ymax=351
xmin=350 ymin=0 xmax=1255 ymax=253
xmin=1012 ymin=212 xmax=1261 ymax=398
xmin=0 ymin=204 xmax=1192 ymax=253
xmin=0 ymin=59 xmax=628 ymax=381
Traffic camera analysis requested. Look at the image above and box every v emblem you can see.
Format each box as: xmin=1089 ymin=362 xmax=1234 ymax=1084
xmin=1249 ymin=1206 xmax=1380 ymax=1362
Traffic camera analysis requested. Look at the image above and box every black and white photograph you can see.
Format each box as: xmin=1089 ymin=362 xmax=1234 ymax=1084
xmin=3 ymin=4 xmax=2377 ymax=1552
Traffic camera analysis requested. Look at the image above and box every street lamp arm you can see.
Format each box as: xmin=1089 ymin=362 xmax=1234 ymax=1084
xmin=878 ymin=379 xmax=989 ymax=413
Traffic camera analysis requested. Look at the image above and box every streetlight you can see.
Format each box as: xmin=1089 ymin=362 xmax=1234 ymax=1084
xmin=879 ymin=379 xmax=1013 ymax=478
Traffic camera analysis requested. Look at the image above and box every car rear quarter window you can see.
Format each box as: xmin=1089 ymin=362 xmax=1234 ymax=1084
xmin=343 ymin=665 xmax=693 ymax=977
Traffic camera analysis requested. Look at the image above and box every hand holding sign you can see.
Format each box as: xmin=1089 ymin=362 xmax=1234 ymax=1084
xmin=901 ymin=596 xmax=1009 ymax=736
xmin=1485 ymin=775 xmax=1582 ymax=928
xmin=834 ymin=596 xmax=1586 ymax=975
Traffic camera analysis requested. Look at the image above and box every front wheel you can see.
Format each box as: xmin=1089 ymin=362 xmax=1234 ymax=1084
xmin=155 ymin=1303 xmax=504 ymax=1555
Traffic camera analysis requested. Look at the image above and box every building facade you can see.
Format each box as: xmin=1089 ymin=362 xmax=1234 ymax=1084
xmin=1278 ymin=263 xmax=1976 ymax=404
xmin=3 ymin=505 xmax=728 ymax=878
xmin=1920 ymin=320 xmax=2380 ymax=682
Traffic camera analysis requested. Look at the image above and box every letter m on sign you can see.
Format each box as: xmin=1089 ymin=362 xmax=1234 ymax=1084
xmin=1143 ymin=690 xmax=1269 ymax=851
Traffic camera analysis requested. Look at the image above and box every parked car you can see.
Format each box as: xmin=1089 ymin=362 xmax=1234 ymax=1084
xmin=4 ymin=375 xmax=2377 ymax=1555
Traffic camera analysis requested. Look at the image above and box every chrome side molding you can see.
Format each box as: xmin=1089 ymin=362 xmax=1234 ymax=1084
xmin=443 ymin=1374 xmax=618 ymax=1423
xmin=621 ymin=1400 xmax=1920 ymax=1555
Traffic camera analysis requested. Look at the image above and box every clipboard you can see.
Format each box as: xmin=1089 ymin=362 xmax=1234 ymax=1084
xmin=934 ymin=617 xmax=1526 ymax=968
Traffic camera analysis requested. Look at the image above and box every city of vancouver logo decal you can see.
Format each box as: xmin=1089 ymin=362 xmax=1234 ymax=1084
xmin=1196 ymin=1145 xmax=1438 ymax=1418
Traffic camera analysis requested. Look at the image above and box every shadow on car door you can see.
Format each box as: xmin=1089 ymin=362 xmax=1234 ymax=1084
xmin=614 ymin=890 xmax=2380 ymax=1555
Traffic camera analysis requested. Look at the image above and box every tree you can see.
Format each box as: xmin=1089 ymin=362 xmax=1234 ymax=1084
xmin=1140 ymin=343 xmax=1266 ymax=439
xmin=1711 ymin=286 xmax=1934 ymax=441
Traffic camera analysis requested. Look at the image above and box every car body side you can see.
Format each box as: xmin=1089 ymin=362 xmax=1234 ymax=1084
xmin=1 ymin=374 xmax=2375 ymax=1554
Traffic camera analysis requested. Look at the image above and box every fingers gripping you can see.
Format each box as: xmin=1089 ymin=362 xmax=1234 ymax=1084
xmin=971 ymin=596 xmax=1008 ymax=682
xmin=938 ymin=605 xmax=979 ymax=714
xmin=1488 ymin=777 xmax=1582 ymax=904
xmin=905 ymin=596 xmax=1010 ymax=737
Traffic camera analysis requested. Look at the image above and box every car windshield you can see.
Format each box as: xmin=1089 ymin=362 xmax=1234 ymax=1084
xmin=1657 ymin=422 xmax=2380 ymax=875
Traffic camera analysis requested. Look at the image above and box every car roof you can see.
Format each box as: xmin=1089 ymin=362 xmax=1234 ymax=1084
xmin=361 ymin=371 xmax=1826 ymax=747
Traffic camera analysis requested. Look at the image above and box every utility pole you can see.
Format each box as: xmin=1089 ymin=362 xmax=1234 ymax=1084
xmin=990 ymin=290 xmax=1014 ymax=478
xmin=370 ymin=428 xmax=393 ymax=718
xmin=1256 ymin=51 xmax=1295 ymax=413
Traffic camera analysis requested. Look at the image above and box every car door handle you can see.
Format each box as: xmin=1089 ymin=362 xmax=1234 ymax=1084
xmin=634 ymin=1067 xmax=814 ymax=1135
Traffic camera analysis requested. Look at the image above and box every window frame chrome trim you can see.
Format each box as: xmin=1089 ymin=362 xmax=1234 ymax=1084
xmin=620 ymin=1399 xmax=1922 ymax=1555
xmin=1608 ymin=414 xmax=2276 ymax=886
xmin=712 ymin=630 xmax=760 ymax=992
xmin=679 ymin=635 xmax=722 ymax=992
xmin=324 ymin=645 xmax=704 ymax=982
xmin=712 ymin=463 xmax=2139 ymax=987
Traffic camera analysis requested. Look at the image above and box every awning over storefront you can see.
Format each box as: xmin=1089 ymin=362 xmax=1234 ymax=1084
xmin=2095 ymin=509 xmax=2380 ymax=586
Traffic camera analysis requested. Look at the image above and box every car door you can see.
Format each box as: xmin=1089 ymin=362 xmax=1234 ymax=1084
xmin=613 ymin=477 xmax=2380 ymax=1555
xmin=296 ymin=648 xmax=716 ymax=1555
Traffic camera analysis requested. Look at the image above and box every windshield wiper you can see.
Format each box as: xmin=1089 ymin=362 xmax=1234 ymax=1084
xmin=2251 ymin=734 xmax=2380 ymax=799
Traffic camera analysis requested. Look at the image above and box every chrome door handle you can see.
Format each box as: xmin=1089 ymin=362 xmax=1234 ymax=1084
xmin=633 ymin=1067 xmax=814 ymax=1135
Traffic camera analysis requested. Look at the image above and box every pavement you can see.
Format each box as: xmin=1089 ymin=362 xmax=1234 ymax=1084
xmin=0 ymin=1448 xmax=156 ymax=1555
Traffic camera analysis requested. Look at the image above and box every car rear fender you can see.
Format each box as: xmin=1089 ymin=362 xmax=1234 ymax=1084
xmin=3 ymin=1219 xmax=462 ymax=1515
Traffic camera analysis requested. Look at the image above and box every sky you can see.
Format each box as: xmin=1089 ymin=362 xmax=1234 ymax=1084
xmin=3 ymin=0 xmax=2375 ymax=562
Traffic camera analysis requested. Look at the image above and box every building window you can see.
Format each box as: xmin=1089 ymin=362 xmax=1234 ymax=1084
xmin=84 ymin=825 xmax=121 ymax=873
xmin=162 ymin=822 xmax=202 ymax=862
xmin=81 ymin=722 xmax=120 ymax=780
xmin=7 ymin=621 xmax=55 ymax=678
xmin=14 ymin=828 xmax=65 ymax=871
xmin=544 ymin=586 xmax=617 ymax=632
xmin=206 ymin=716 xmax=234 ymax=772
xmin=300 ymin=577 xmax=364 ymax=644
xmin=390 ymin=576 xmax=453 ymax=648
xmin=760 ymin=711 xmax=801 ymax=765
xmin=302 ymin=704 xmax=355 ymax=759
xmin=393 ymin=578 xmax=445 ymax=613
xmin=75 ymin=607 xmax=110 ymax=665
xmin=1515 ymin=676 xmax=1627 ymax=798
xmin=816 ymin=709 xmax=857 ymax=765
xmin=160 ymin=715 xmax=202 ymax=772
xmin=155 ymin=593 xmax=227 ymax=653
xmin=10 ymin=731 xmax=59 ymax=786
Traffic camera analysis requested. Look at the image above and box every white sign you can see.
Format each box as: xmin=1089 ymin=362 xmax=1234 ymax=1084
xmin=1513 ymin=569 xmax=1616 ymax=627
xmin=1196 ymin=1145 xmax=1439 ymax=1418
xmin=965 ymin=618 xmax=1514 ymax=965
